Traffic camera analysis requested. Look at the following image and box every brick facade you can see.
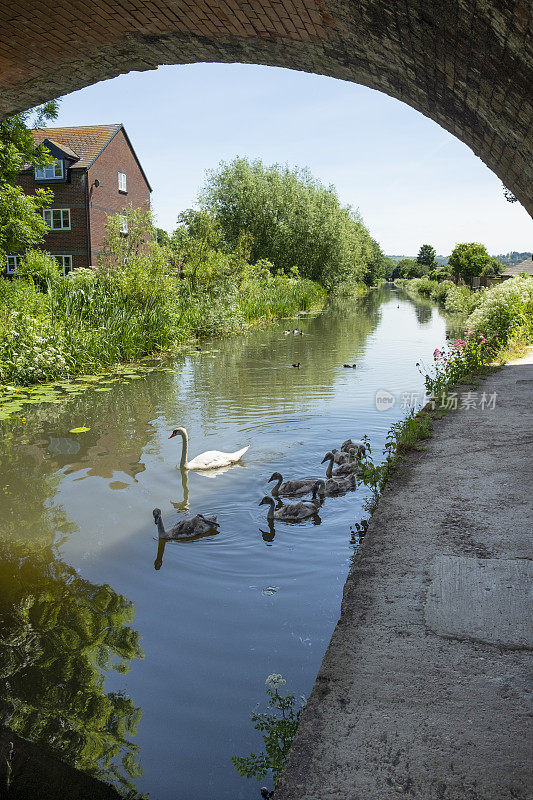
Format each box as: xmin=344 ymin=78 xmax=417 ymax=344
xmin=7 ymin=126 xmax=150 ymax=274
xmin=87 ymin=129 xmax=151 ymax=263
xmin=17 ymin=169 xmax=90 ymax=271
xmin=0 ymin=1 xmax=531 ymax=215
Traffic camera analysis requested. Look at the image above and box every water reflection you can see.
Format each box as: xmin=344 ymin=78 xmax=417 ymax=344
xmin=0 ymin=411 xmax=145 ymax=796
xmin=0 ymin=285 xmax=452 ymax=799
xmin=153 ymin=524 xmax=221 ymax=570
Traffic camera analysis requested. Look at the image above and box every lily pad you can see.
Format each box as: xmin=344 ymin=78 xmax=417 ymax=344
xmin=69 ymin=427 xmax=91 ymax=433
xmin=93 ymin=387 xmax=112 ymax=392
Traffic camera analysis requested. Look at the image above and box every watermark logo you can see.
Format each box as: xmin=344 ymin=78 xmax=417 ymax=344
xmin=375 ymin=389 xmax=396 ymax=412
xmin=375 ymin=389 xmax=498 ymax=412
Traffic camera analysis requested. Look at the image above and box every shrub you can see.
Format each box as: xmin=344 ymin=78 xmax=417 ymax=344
xmin=430 ymin=280 xmax=455 ymax=304
xmin=443 ymin=284 xmax=481 ymax=314
xmin=15 ymin=249 xmax=61 ymax=290
xmin=466 ymin=275 xmax=533 ymax=347
xmin=412 ymin=277 xmax=436 ymax=296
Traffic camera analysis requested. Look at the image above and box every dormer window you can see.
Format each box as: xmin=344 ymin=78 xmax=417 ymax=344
xmin=118 ymin=171 xmax=127 ymax=192
xmin=35 ymin=159 xmax=64 ymax=180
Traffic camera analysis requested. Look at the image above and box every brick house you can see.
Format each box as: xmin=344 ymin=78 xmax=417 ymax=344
xmin=6 ymin=124 xmax=151 ymax=276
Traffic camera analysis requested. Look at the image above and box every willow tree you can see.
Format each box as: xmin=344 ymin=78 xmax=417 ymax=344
xmin=199 ymin=157 xmax=380 ymax=290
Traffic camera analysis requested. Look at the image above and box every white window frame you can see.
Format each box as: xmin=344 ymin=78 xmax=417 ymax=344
xmin=118 ymin=171 xmax=127 ymax=192
xmin=54 ymin=255 xmax=73 ymax=276
xmin=43 ymin=208 xmax=71 ymax=230
xmin=35 ymin=159 xmax=64 ymax=180
xmin=6 ymin=255 xmax=22 ymax=275
xmin=119 ymin=215 xmax=128 ymax=235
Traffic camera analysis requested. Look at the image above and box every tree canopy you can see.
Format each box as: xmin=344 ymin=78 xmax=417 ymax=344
xmin=198 ymin=157 xmax=385 ymax=289
xmin=448 ymin=242 xmax=502 ymax=281
xmin=0 ymin=101 xmax=59 ymax=258
xmin=416 ymin=244 xmax=437 ymax=269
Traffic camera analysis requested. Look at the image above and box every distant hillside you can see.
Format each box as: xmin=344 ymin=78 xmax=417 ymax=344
xmin=387 ymin=255 xmax=448 ymax=266
xmin=494 ymin=251 xmax=531 ymax=266
xmin=387 ymin=251 xmax=531 ymax=268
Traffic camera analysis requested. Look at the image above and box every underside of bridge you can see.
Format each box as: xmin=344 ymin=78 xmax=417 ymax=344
xmin=1 ymin=1 xmax=532 ymax=214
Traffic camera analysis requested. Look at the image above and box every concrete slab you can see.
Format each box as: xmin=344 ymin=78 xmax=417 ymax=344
xmin=425 ymin=555 xmax=533 ymax=647
xmin=275 ymin=358 xmax=533 ymax=800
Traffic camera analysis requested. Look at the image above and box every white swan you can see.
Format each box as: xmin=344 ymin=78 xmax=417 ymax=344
xmin=169 ymin=426 xmax=249 ymax=470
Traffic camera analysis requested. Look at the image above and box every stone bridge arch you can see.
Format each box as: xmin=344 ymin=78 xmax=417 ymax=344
xmin=1 ymin=0 xmax=532 ymax=214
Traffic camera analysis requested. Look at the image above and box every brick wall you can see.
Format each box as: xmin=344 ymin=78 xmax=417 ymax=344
xmin=87 ymin=129 xmax=151 ymax=263
xmin=16 ymin=169 xmax=90 ymax=270
xmin=0 ymin=1 xmax=531 ymax=215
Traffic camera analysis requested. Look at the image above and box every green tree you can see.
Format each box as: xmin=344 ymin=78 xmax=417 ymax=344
xmin=0 ymin=102 xmax=59 ymax=258
xmin=448 ymin=242 xmax=502 ymax=281
xmin=155 ymin=227 xmax=170 ymax=246
xmin=392 ymin=258 xmax=424 ymax=279
xmin=199 ymin=157 xmax=377 ymax=290
xmin=416 ymin=244 xmax=437 ymax=270
xmin=100 ymin=204 xmax=154 ymax=268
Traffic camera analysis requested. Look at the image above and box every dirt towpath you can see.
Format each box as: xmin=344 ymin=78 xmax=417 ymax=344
xmin=275 ymin=353 xmax=533 ymax=800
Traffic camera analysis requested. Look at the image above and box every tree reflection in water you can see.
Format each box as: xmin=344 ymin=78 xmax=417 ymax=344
xmin=0 ymin=431 xmax=145 ymax=798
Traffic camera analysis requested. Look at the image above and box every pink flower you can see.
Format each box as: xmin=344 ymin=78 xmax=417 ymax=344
xmin=433 ymin=348 xmax=443 ymax=359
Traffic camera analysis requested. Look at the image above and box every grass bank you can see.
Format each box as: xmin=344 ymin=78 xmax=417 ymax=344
xmin=0 ymin=249 xmax=324 ymax=388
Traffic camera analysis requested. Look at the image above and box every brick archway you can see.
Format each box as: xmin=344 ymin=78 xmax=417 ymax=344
xmin=1 ymin=1 xmax=531 ymax=214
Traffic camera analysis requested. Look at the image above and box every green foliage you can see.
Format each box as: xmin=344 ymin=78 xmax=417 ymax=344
xmin=421 ymin=332 xmax=497 ymax=398
xmin=232 ymin=674 xmax=305 ymax=786
xmin=15 ymin=248 xmax=61 ymax=289
xmin=416 ymin=244 xmax=437 ymax=269
xmin=198 ymin=157 xmax=381 ymax=290
xmin=0 ymin=211 xmax=324 ymax=386
xmin=495 ymin=251 xmax=531 ymax=267
xmin=466 ymin=275 xmax=533 ymax=348
xmin=392 ymin=258 xmax=424 ymax=279
xmin=99 ymin=205 xmax=154 ymax=268
xmin=443 ymin=284 xmax=481 ymax=314
xmin=0 ymin=102 xmax=59 ymax=258
xmin=448 ymin=242 xmax=502 ymax=281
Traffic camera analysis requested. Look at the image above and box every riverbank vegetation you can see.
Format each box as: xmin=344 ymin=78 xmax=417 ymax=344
xmin=357 ymin=273 xmax=533 ymax=526
xmin=396 ymin=274 xmax=533 ymax=359
xmin=0 ymin=208 xmax=324 ymax=387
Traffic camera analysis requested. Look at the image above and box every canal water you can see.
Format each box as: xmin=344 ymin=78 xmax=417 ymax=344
xmin=0 ymin=286 xmax=446 ymax=799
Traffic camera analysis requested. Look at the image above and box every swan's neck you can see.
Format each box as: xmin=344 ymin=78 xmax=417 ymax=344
xmin=155 ymin=516 xmax=166 ymax=537
xmin=271 ymin=476 xmax=282 ymax=496
xmin=266 ymin=500 xmax=275 ymax=521
xmin=325 ymin=458 xmax=333 ymax=479
xmin=178 ymin=430 xmax=188 ymax=468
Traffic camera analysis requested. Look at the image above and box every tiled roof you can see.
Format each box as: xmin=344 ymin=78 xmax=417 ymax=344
xmin=30 ymin=124 xmax=122 ymax=168
xmin=501 ymin=257 xmax=533 ymax=276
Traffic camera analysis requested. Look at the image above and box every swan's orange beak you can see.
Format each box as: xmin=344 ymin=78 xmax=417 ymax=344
xmin=168 ymin=431 xmax=177 ymax=439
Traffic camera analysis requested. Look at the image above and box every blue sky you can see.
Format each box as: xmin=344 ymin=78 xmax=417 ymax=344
xmin=53 ymin=63 xmax=532 ymax=257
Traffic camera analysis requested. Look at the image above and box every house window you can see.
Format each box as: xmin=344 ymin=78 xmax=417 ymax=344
xmin=119 ymin=215 xmax=128 ymax=234
xmin=6 ymin=255 xmax=22 ymax=275
xmin=43 ymin=209 xmax=71 ymax=230
xmin=118 ymin=171 xmax=127 ymax=192
xmin=55 ymin=255 xmax=73 ymax=275
xmin=35 ymin=159 xmax=64 ymax=180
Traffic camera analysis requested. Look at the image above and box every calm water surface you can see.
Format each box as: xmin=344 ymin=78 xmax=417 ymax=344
xmin=0 ymin=286 xmax=446 ymax=798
